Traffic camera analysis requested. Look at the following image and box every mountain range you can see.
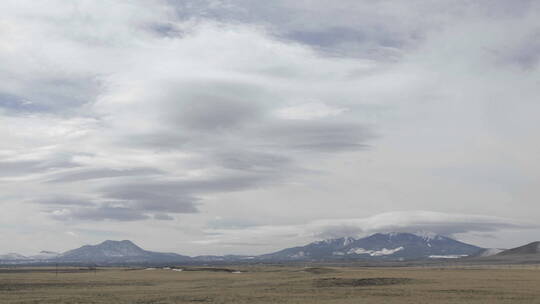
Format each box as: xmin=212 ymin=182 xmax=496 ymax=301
xmin=1 ymin=232 xmax=537 ymax=265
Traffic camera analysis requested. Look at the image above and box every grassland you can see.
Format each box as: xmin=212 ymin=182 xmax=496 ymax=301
xmin=1 ymin=265 xmax=540 ymax=303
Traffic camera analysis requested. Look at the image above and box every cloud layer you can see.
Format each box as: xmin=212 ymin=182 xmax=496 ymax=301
xmin=1 ymin=0 xmax=540 ymax=255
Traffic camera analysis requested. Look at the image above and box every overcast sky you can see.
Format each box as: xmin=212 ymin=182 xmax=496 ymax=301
xmin=1 ymin=0 xmax=540 ymax=256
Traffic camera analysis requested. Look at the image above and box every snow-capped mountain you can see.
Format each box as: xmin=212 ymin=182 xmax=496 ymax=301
xmin=260 ymin=232 xmax=483 ymax=261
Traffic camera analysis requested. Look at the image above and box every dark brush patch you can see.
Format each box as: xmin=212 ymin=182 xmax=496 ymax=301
xmin=314 ymin=277 xmax=414 ymax=287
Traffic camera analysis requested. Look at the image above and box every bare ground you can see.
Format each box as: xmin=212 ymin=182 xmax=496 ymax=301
xmin=1 ymin=265 xmax=539 ymax=303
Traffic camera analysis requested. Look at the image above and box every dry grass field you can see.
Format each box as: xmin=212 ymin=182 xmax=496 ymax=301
xmin=1 ymin=265 xmax=540 ymax=303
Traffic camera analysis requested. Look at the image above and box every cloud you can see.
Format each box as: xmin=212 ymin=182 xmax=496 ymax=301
xmin=0 ymin=7 xmax=374 ymax=223
xmin=168 ymin=82 xmax=264 ymax=132
xmin=308 ymin=211 xmax=535 ymax=239
xmin=199 ymin=211 xmax=537 ymax=251
xmin=46 ymin=167 xmax=163 ymax=183
xmin=275 ymin=102 xmax=347 ymax=120
xmin=51 ymin=204 xmax=150 ymax=222
xmin=35 ymin=196 xmax=96 ymax=207
xmin=153 ymin=213 xmax=174 ymax=221
xmin=256 ymin=121 xmax=373 ymax=152
xmin=0 ymin=156 xmax=79 ymax=177
xmin=103 ymin=189 xmax=199 ymax=214
xmin=2 ymin=0 xmax=540 ymax=255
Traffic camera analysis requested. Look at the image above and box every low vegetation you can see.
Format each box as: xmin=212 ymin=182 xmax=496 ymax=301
xmin=0 ymin=265 xmax=539 ymax=303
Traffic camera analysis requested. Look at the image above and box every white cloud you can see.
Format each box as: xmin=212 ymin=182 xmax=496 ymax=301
xmin=275 ymin=102 xmax=347 ymax=120
xmin=198 ymin=211 xmax=536 ymax=254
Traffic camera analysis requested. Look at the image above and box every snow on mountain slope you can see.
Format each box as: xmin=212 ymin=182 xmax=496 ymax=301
xmin=347 ymin=246 xmax=404 ymax=256
xmin=260 ymin=232 xmax=483 ymax=261
xmin=476 ymin=248 xmax=505 ymax=257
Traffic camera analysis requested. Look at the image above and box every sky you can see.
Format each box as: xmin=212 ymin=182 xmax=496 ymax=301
xmin=1 ymin=0 xmax=539 ymax=256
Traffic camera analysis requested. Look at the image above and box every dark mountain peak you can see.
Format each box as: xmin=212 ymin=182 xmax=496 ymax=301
xmin=99 ymin=240 xmax=142 ymax=249
xmin=57 ymin=240 xmax=192 ymax=264
xmin=60 ymin=240 xmax=148 ymax=261
xmin=101 ymin=239 xmax=136 ymax=245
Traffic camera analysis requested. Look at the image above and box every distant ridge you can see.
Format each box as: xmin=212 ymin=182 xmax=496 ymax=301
xmin=497 ymin=241 xmax=540 ymax=256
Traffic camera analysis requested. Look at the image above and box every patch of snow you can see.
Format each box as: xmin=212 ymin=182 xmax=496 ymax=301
xmin=347 ymin=248 xmax=371 ymax=255
xmin=290 ymin=251 xmax=305 ymax=258
xmin=145 ymin=268 xmax=156 ymax=270
xmin=172 ymin=268 xmax=183 ymax=272
xmin=371 ymin=247 xmax=404 ymax=256
xmin=332 ymin=251 xmax=345 ymax=256
xmin=415 ymin=231 xmax=443 ymax=241
xmin=478 ymin=248 xmax=504 ymax=257
xmin=428 ymin=255 xmax=468 ymax=259
xmin=347 ymin=247 xmax=404 ymax=256
xmin=342 ymin=237 xmax=355 ymax=246
xmin=232 ymin=271 xmax=242 ymax=274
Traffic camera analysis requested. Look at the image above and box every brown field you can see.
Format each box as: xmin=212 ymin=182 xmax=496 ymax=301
xmin=1 ymin=265 xmax=540 ymax=303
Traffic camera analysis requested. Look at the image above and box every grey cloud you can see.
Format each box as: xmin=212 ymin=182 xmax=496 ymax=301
xmin=0 ymin=157 xmax=79 ymax=177
xmin=177 ymin=96 xmax=260 ymax=131
xmin=313 ymin=225 xmax=365 ymax=240
xmin=310 ymin=212 xmax=538 ymax=240
xmin=105 ymin=190 xmax=199 ymax=213
xmin=314 ymin=222 xmax=527 ymax=240
xmin=2 ymin=76 xmax=102 ymax=114
xmin=169 ymin=0 xmax=539 ymax=62
xmin=213 ymin=151 xmax=291 ymax=171
xmin=102 ymin=174 xmax=275 ymax=198
xmin=284 ymin=27 xmax=405 ymax=59
xmin=389 ymin=222 xmax=530 ymax=237
xmin=167 ymin=82 xmax=265 ymax=132
xmin=257 ymin=121 xmax=373 ymax=152
xmin=493 ymin=32 xmax=540 ymax=69
xmin=46 ymin=167 xmax=164 ymax=183
xmin=127 ymin=115 xmax=373 ymax=155
xmin=287 ymin=27 xmax=369 ymax=49
xmin=147 ymin=22 xmax=185 ymax=38
xmin=207 ymin=217 xmax=260 ymax=230
xmin=0 ymin=92 xmax=48 ymax=112
xmin=36 ymin=197 xmax=96 ymax=207
xmin=154 ymin=213 xmax=174 ymax=220
xmin=166 ymin=1 xmax=426 ymax=60
xmin=52 ymin=204 xmax=150 ymax=222
xmin=91 ymin=173 xmax=280 ymax=220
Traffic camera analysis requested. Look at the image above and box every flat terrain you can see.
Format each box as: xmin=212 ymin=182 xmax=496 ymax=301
xmin=1 ymin=265 xmax=540 ymax=303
